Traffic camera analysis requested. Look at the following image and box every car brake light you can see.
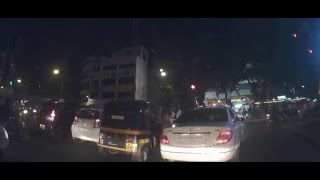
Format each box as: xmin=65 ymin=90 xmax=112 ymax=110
xmin=93 ymin=119 xmax=101 ymax=128
xmin=50 ymin=110 xmax=55 ymax=117
xmin=161 ymin=132 xmax=170 ymax=145
xmin=215 ymin=130 xmax=233 ymax=145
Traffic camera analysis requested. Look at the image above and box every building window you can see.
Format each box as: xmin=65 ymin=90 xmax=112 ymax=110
xmin=119 ymin=63 xmax=135 ymax=69
xmin=103 ymin=65 xmax=117 ymax=71
xmin=102 ymin=78 xmax=116 ymax=85
xmin=118 ymin=92 xmax=135 ymax=99
xmin=101 ymin=92 xmax=116 ymax=99
xmin=118 ymin=77 xmax=135 ymax=84
xmin=92 ymin=67 xmax=101 ymax=72
xmin=90 ymin=92 xmax=99 ymax=99
xmin=90 ymin=80 xmax=100 ymax=87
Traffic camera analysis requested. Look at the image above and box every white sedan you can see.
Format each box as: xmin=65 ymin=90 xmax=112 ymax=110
xmin=71 ymin=108 xmax=103 ymax=143
xmin=160 ymin=106 xmax=246 ymax=162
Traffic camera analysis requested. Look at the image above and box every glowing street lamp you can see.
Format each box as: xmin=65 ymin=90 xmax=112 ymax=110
xmin=160 ymin=68 xmax=164 ymax=72
xmin=17 ymin=79 xmax=22 ymax=84
xmin=191 ymin=84 xmax=196 ymax=90
xmin=53 ymin=68 xmax=63 ymax=97
xmin=292 ymin=33 xmax=297 ymax=38
xmin=53 ymin=69 xmax=60 ymax=75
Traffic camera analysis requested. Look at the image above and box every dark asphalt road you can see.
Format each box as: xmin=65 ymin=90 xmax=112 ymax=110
xmin=2 ymin=117 xmax=320 ymax=162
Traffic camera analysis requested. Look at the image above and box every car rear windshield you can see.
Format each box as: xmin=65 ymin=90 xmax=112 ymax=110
xmin=175 ymin=109 xmax=228 ymax=124
xmin=102 ymin=101 xmax=147 ymax=130
xmin=77 ymin=109 xmax=99 ymax=119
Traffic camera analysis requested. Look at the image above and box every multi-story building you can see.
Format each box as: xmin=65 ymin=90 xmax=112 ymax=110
xmin=80 ymin=46 xmax=149 ymax=106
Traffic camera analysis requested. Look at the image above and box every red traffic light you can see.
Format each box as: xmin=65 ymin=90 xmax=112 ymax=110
xmin=191 ymin=84 xmax=196 ymax=90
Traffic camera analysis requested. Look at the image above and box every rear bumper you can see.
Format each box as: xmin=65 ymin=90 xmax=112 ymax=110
xmin=71 ymin=126 xmax=99 ymax=143
xmin=160 ymin=145 xmax=238 ymax=162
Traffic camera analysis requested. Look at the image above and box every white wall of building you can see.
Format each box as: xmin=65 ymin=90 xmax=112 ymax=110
xmin=80 ymin=46 xmax=149 ymax=105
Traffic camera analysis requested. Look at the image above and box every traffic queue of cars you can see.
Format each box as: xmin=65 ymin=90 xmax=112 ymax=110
xmin=3 ymin=99 xmax=246 ymax=162
xmin=72 ymin=100 xmax=246 ymax=162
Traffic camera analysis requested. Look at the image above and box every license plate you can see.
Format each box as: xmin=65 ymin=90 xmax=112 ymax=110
xmin=111 ymin=115 xmax=124 ymax=120
xmin=179 ymin=134 xmax=203 ymax=140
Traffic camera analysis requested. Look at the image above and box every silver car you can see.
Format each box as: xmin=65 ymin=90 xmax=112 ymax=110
xmin=160 ymin=106 xmax=246 ymax=162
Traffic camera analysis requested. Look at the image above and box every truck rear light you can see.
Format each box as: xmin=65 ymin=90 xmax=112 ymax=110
xmin=161 ymin=132 xmax=170 ymax=145
xmin=126 ymin=136 xmax=137 ymax=152
xmin=93 ymin=119 xmax=101 ymax=128
xmin=215 ymin=130 xmax=233 ymax=145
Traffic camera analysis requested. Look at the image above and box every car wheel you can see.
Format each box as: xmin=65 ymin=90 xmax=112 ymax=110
xmin=97 ymin=148 xmax=112 ymax=161
xmin=231 ymin=148 xmax=240 ymax=162
xmin=136 ymin=147 xmax=149 ymax=162
xmin=20 ymin=129 xmax=30 ymax=144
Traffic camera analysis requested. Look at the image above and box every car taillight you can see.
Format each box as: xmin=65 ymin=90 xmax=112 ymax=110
xmin=93 ymin=119 xmax=101 ymax=128
xmin=73 ymin=116 xmax=78 ymax=125
xmin=48 ymin=110 xmax=55 ymax=121
xmin=161 ymin=132 xmax=170 ymax=145
xmin=51 ymin=110 xmax=55 ymax=117
xmin=215 ymin=130 xmax=233 ymax=145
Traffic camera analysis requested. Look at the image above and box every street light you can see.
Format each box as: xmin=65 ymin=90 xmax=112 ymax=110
xmin=17 ymin=79 xmax=22 ymax=84
xmin=53 ymin=69 xmax=60 ymax=75
xmin=160 ymin=68 xmax=164 ymax=72
xmin=53 ymin=68 xmax=63 ymax=97
xmin=302 ymin=85 xmax=305 ymax=88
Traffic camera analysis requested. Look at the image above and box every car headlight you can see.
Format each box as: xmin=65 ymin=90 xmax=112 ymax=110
xmin=266 ymin=114 xmax=271 ymax=119
xmin=23 ymin=110 xmax=28 ymax=114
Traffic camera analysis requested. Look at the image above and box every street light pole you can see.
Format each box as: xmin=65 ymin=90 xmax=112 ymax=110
xmin=61 ymin=74 xmax=64 ymax=98
xmin=53 ymin=69 xmax=63 ymax=98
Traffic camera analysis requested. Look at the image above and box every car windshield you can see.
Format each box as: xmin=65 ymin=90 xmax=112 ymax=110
xmin=175 ymin=109 xmax=228 ymax=124
xmin=77 ymin=109 xmax=99 ymax=119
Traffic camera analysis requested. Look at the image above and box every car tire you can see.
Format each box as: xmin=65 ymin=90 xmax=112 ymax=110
xmin=135 ymin=147 xmax=149 ymax=162
xmin=0 ymin=149 xmax=3 ymax=160
xmin=20 ymin=129 xmax=30 ymax=144
xmin=97 ymin=148 xmax=112 ymax=161
xmin=231 ymin=148 xmax=240 ymax=162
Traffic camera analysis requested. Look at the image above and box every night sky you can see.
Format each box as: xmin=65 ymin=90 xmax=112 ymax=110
xmin=0 ymin=18 xmax=315 ymax=98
